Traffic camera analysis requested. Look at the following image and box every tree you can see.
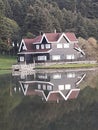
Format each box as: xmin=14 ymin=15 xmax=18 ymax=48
xmin=0 ymin=0 xmax=5 ymax=15
xmin=24 ymin=1 xmax=53 ymax=35
xmin=75 ymin=13 xmax=88 ymax=38
xmin=0 ymin=15 xmax=20 ymax=54
xmin=62 ymin=9 xmax=76 ymax=31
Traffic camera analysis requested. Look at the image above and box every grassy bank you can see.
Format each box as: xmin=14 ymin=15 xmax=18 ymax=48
xmin=35 ymin=63 xmax=98 ymax=69
xmin=0 ymin=55 xmax=16 ymax=74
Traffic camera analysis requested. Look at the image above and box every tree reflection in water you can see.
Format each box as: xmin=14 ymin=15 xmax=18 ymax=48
xmin=0 ymin=69 xmax=98 ymax=130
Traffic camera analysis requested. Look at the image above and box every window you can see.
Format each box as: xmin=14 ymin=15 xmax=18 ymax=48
xmin=52 ymin=55 xmax=60 ymax=60
xmin=64 ymin=43 xmax=69 ymax=48
xmin=36 ymin=45 xmax=40 ymax=49
xmin=57 ymin=44 xmax=63 ymax=48
xmin=47 ymin=85 xmax=52 ymax=91
xmin=46 ymin=44 xmax=50 ymax=49
xmin=72 ymin=55 xmax=75 ymax=59
xmin=67 ymin=73 xmax=75 ymax=78
xmin=58 ymin=85 xmax=64 ymax=90
xmin=14 ymin=87 xmax=16 ymax=92
xmin=23 ymin=45 xmax=27 ymax=50
xmin=38 ymin=75 xmax=47 ymax=79
xmin=38 ymin=84 xmax=41 ymax=89
xmin=53 ymin=74 xmax=61 ymax=79
xmin=38 ymin=56 xmax=47 ymax=61
xmin=20 ymin=56 xmax=24 ymax=62
xmin=41 ymin=44 xmax=44 ymax=49
xmin=65 ymin=84 xmax=71 ymax=90
xmin=43 ymin=84 xmax=46 ymax=90
xmin=24 ymin=84 xmax=29 ymax=89
xmin=66 ymin=54 xmax=75 ymax=60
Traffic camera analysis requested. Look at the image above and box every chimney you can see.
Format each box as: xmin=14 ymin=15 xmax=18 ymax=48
xmin=40 ymin=31 xmax=43 ymax=35
xmin=54 ymin=29 xmax=57 ymax=33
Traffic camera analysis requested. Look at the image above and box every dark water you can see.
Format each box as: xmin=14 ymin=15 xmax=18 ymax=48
xmin=0 ymin=69 xmax=98 ymax=130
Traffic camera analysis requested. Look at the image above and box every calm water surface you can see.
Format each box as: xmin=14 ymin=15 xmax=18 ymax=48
xmin=0 ymin=69 xmax=98 ymax=130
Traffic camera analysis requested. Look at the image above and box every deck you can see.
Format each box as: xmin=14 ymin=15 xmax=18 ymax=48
xmin=12 ymin=63 xmax=35 ymax=71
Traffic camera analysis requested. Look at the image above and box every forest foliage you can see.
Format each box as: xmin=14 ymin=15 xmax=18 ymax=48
xmin=0 ymin=0 xmax=98 ymax=54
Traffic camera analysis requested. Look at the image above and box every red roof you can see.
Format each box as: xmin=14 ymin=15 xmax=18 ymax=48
xmin=21 ymin=32 xmax=78 ymax=52
xmin=45 ymin=33 xmax=61 ymax=42
xmin=65 ymin=32 xmax=78 ymax=42
xmin=32 ymin=32 xmax=77 ymax=43
xmin=23 ymin=32 xmax=77 ymax=45
xmin=67 ymin=89 xmax=80 ymax=99
xmin=48 ymin=92 xmax=64 ymax=101
xmin=32 ymin=35 xmax=42 ymax=43
xmin=26 ymin=88 xmax=45 ymax=98
xmin=23 ymin=39 xmax=34 ymax=50
xmin=24 ymin=38 xmax=34 ymax=44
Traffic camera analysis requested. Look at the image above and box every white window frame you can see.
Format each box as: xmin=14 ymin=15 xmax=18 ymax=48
xmin=14 ymin=87 xmax=16 ymax=92
xmin=20 ymin=56 xmax=24 ymax=62
xmin=36 ymin=45 xmax=40 ymax=49
xmin=43 ymin=84 xmax=46 ymax=90
xmin=46 ymin=44 xmax=50 ymax=49
xmin=64 ymin=43 xmax=69 ymax=48
xmin=65 ymin=84 xmax=71 ymax=90
xmin=52 ymin=55 xmax=60 ymax=60
xmin=66 ymin=54 xmax=75 ymax=60
xmin=22 ymin=44 xmax=27 ymax=50
xmin=57 ymin=44 xmax=63 ymax=48
xmin=47 ymin=85 xmax=52 ymax=91
xmin=38 ymin=56 xmax=47 ymax=61
xmin=72 ymin=55 xmax=75 ymax=59
xmin=67 ymin=73 xmax=75 ymax=78
xmin=41 ymin=44 xmax=44 ymax=49
xmin=53 ymin=74 xmax=61 ymax=79
xmin=58 ymin=85 xmax=64 ymax=90
xmin=38 ymin=75 xmax=47 ymax=79
xmin=38 ymin=84 xmax=41 ymax=89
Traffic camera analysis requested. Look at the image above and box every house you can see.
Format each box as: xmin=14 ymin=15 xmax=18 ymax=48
xmin=13 ymin=70 xmax=86 ymax=102
xmin=18 ymin=32 xmax=85 ymax=64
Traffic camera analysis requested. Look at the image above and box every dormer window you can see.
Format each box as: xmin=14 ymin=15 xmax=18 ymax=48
xmin=41 ymin=44 xmax=44 ymax=49
xmin=38 ymin=84 xmax=41 ymax=89
xmin=36 ymin=45 xmax=40 ymax=49
xmin=46 ymin=44 xmax=50 ymax=49
xmin=23 ymin=44 xmax=27 ymax=50
xmin=47 ymin=85 xmax=52 ymax=90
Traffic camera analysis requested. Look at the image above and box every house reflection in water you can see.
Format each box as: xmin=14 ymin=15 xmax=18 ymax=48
xmin=13 ymin=70 xmax=86 ymax=102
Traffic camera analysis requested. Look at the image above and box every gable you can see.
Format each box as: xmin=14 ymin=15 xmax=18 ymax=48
xmin=20 ymin=82 xmax=29 ymax=96
xmin=67 ymin=89 xmax=80 ymax=99
xmin=59 ymin=36 xmax=69 ymax=43
xmin=19 ymin=39 xmax=27 ymax=52
xmin=42 ymin=37 xmax=48 ymax=44
xmin=45 ymin=33 xmax=60 ymax=42
xmin=66 ymin=89 xmax=80 ymax=100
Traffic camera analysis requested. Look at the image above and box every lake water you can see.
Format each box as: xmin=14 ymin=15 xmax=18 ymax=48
xmin=0 ymin=68 xmax=98 ymax=130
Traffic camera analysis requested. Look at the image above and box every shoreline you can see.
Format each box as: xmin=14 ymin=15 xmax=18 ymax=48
xmin=1 ymin=63 xmax=98 ymax=75
xmin=35 ymin=63 xmax=98 ymax=69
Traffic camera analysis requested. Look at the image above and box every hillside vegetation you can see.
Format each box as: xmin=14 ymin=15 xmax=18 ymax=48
xmin=78 ymin=37 xmax=98 ymax=60
xmin=0 ymin=0 xmax=98 ymax=55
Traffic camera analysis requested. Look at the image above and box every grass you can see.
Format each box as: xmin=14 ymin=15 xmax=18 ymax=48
xmin=35 ymin=63 xmax=98 ymax=69
xmin=0 ymin=55 xmax=16 ymax=74
xmin=0 ymin=70 xmax=12 ymax=75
